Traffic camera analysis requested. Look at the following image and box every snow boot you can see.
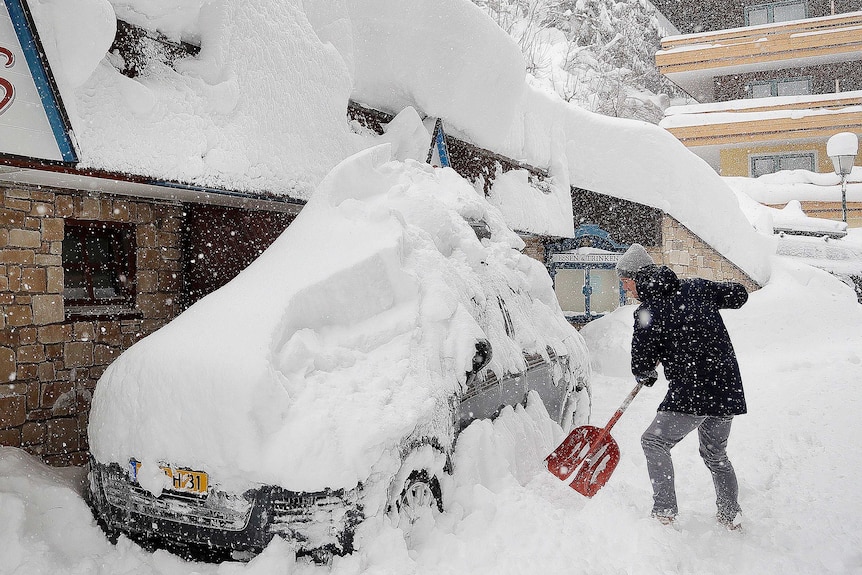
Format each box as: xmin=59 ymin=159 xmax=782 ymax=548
xmin=717 ymin=512 xmax=743 ymax=531
xmin=651 ymin=512 xmax=676 ymax=526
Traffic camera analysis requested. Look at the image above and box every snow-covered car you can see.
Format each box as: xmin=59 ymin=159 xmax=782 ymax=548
xmin=86 ymin=146 xmax=591 ymax=561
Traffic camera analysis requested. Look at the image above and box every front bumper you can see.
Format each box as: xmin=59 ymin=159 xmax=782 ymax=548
xmin=87 ymin=458 xmax=362 ymax=560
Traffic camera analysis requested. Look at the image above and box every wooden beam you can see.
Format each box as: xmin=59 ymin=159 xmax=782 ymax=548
xmin=656 ymin=11 xmax=862 ymax=74
xmin=660 ymin=12 xmax=862 ymax=50
xmin=657 ymin=29 xmax=862 ymax=73
xmin=665 ymin=111 xmax=862 ymax=146
xmin=670 ymin=95 xmax=862 ymax=116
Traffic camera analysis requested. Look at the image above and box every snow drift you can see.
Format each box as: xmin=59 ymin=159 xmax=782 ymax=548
xmin=88 ymin=146 xmax=589 ymax=494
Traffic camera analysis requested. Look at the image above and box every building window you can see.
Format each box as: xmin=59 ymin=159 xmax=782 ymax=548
xmin=745 ymin=0 xmax=807 ymax=26
xmin=553 ymin=265 xmax=625 ymax=322
xmin=750 ymin=151 xmax=816 ymax=177
xmin=63 ymin=220 xmax=136 ymax=316
xmin=750 ymin=77 xmax=811 ymax=98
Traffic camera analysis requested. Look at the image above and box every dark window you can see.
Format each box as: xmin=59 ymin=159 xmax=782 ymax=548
xmin=749 ymin=77 xmax=811 ymax=98
xmin=182 ymin=204 xmax=294 ymax=307
xmin=745 ymin=1 xmax=807 ymax=26
xmin=63 ymin=220 xmax=136 ymax=315
xmin=750 ymin=151 xmax=816 ymax=177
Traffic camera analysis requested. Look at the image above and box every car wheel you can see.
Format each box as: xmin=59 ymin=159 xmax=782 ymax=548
xmin=391 ymin=469 xmax=443 ymax=545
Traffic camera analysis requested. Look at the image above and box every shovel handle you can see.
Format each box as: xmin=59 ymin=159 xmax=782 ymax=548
xmin=584 ymin=381 xmax=644 ymax=460
xmin=604 ymin=381 xmax=644 ymax=433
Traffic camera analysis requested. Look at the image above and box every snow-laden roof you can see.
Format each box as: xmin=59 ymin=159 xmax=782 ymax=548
xmin=775 ymin=234 xmax=862 ymax=276
xmin=726 ymin=167 xmax=862 ymax=204
xmin=726 ymin=175 xmax=862 ymax=277
xmin=27 ymin=0 xmax=771 ymax=282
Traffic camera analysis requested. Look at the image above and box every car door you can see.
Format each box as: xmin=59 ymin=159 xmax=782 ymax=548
xmin=523 ymin=348 xmax=568 ymax=424
xmin=456 ymin=368 xmax=501 ymax=432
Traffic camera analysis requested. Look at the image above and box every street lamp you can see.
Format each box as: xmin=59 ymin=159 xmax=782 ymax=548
xmin=827 ymin=132 xmax=858 ymax=223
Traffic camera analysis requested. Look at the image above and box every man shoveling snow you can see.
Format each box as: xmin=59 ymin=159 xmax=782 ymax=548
xmin=617 ymin=243 xmax=748 ymax=531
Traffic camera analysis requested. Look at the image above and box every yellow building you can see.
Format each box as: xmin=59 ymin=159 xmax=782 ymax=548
xmin=652 ymin=2 xmax=862 ymax=225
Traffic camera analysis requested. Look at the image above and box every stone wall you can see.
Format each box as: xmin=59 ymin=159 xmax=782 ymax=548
xmin=520 ymin=234 xmax=546 ymax=263
xmin=0 ymin=186 xmax=183 ymax=466
xmin=659 ymin=215 xmax=761 ymax=292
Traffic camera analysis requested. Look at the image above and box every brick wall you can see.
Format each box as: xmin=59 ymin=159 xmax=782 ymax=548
xmin=659 ymin=215 xmax=761 ymax=292
xmin=520 ymin=234 xmax=546 ymax=263
xmin=0 ymin=186 xmax=183 ymax=466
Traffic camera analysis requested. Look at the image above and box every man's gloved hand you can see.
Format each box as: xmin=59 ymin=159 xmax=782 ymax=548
xmin=636 ymin=370 xmax=658 ymax=387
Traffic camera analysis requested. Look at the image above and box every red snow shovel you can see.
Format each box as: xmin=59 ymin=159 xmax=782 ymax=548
xmin=546 ymin=381 xmax=644 ymax=497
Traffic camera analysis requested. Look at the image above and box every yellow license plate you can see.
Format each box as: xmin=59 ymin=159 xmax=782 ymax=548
xmin=131 ymin=460 xmax=208 ymax=495
xmin=162 ymin=466 xmax=208 ymax=495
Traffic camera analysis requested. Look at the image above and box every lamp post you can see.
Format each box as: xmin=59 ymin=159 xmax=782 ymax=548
xmin=827 ymin=132 xmax=858 ymax=224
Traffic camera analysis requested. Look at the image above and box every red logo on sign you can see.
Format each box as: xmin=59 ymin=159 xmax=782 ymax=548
xmin=0 ymin=46 xmax=15 ymax=115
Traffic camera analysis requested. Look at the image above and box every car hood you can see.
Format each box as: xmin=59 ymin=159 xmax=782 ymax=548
xmin=88 ymin=145 xmax=589 ymax=494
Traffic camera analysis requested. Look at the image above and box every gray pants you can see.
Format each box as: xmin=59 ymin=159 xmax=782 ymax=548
xmin=641 ymin=411 xmax=741 ymax=520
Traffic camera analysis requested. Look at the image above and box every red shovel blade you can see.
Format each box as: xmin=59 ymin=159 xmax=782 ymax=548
xmin=546 ymin=425 xmax=621 ymax=498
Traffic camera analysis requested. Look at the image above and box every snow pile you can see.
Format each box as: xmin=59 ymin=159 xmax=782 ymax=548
xmin=348 ymin=0 xmax=526 ymax=145
xmin=487 ymin=168 xmax=574 ymax=235
xmin=30 ymin=0 xmax=355 ymax=197
xmin=88 ymin=146 xmax=588 ymax=494
xmin=725 ymin=175 xmax=862 ymax=288
xmin=578 ymin=304 xmax=637 ymax=378
xmin=726 ymin=167 xmax=862 ymax=205
xmin=769 ymin=200 xmax=847 ymax=235
xmin=0 ymin=449 xmax=90 ymax=571
xmin=729 ymin=188 xmax=846 ymax=238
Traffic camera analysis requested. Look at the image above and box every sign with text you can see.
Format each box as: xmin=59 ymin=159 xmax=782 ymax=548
xmin=550 ymin=252 xmax=621 ymax=264
xmin=0 ymin=0 xmax=76 ymax=162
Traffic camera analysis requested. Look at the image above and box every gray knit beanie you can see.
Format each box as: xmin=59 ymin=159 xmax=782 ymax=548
xmin=616 ymin=243 xmax=655 ymax=278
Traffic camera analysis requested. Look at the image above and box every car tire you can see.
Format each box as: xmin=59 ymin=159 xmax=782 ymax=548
xmin=391 ymin=469 xmax=443 ymax=546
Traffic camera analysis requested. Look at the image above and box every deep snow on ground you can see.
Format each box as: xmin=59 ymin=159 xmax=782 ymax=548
xmin=2 ymin=256 xmax=861 ymax=575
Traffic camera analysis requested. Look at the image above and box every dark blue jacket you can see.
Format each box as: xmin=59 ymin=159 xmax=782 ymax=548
xmin=631 ymin=265 xmax=748 ymax=416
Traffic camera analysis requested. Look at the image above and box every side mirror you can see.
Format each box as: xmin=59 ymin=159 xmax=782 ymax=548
xmin=468 ymin=339 xmax=492 ymax=376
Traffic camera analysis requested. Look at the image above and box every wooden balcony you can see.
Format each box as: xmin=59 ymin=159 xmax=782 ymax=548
xmin=656 ymin=12 xmax=862 ymax=100
xmin=661 ymin=92 xmax=862 ymax=147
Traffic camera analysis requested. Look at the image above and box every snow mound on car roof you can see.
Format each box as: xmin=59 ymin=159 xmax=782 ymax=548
xmin=88 ymin=145 xmax=589 ymax=493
